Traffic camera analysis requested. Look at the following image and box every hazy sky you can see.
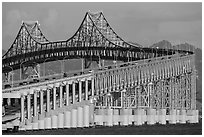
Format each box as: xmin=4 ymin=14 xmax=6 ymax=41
xmin=2 ymin=2 xmax=202 ymax=50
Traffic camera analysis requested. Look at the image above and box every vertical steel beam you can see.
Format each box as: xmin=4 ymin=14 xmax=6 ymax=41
xmin=59 ymin=84 xmax=63 ymax=107
xmin=33 ymin=90 xmax=37 ymax=117
xmin=40 ymin=90 xmax=44 ymax=114
xmin=46 ymin=88 xmax=50 ymax=112
xmin=20 ymin=94 xmax=25 ymax=123
xmin=85 ymin=79 xmax=88 ymax=100
xmin=66 ymin=83 xmax=69 ymax=106
xmin=91 ymin=78 xmax=94 ymax=96
xmin=53 ymin=87 xmax=57 ymax=109
xmin=79 ymin=80 xmax=82 ymax=102
xmin=191 ymin=71 xmax=196 ymax=110
xmin=72 ymin=81 xmax=76 ymax=104
xmin=27 ymin=93 xmax=31 ymax=120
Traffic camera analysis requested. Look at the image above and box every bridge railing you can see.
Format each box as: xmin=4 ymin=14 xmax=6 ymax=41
xmin=2 ymin=67 xmax=94 ymax=90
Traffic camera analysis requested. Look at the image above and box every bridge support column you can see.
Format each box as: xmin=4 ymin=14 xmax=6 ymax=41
xmin=89 ymin=102 xmax=95 ymax=126
xmin=58 ymin=113 xmax=64 ymax=128
xmin=193 ymin=110 xmax=199 ymax=123
xmin=141 ymin=109 xmax=146 ymax=124
xmin=33 ymin=91 xmax=38 ymax=119
xmin=84 ymin=58 xmax=92 ymax=69
xmin=38 ymin=90 xmax=44 ymax=129
xmin=122 ymin=109 xmax=129 ymax=126
xmin=83 ymin=105 xmax=89 ymax=127
xmin=62 ymin=60 xmax=65 ymax=74
xmin=77 ymin=107 xmax=83 ymax=127
xmin=36 ymin=64 xmax=41 ymax=77
xmin=57 ymin=86 xmax=65 ymax=128
xmin=72 ymin=82 xmax=76 ymax=104
xmin=147 ymin=108 xmax=156 ymax=125
xmin=46 ymin=88 xmax=50 ymax=116
xmin=81 ymin=59 xmax=84 ymax=72
xmin=128 ymin=108 xmax=133 ymax=125
xmin=53 ymin=87 xmax=57 ymax=110
xmin=51 ymin=115 xmax=58 ymax=129
xmin=85 ymin=79 xmax=88 ymax=100
xmin=176 ymin=109 xmax=180 ymax=123
xmin=64 ymin=111 xmax=71 ymax=128
xmin=39 ymin=90 xmax=44 ymax=115
xmin=155 ymin=109 xmax=159 ymax=123
xmin=66 ymin=83 xmax=69 ymax=106
xmin=133 ymin=109 xmax=142 ymax=125
xmin=102 ymin=60 xmax=105 ymax=67
xmin=79 ymin=80 xmax=82 ymax=102
xmin=6 ymin=71 xmax=14 ymax=85
xmin=45 ymin=90 xmax=52 ymax=132
xmin=20 ymin=94 xmax=25 ymax=124
xmin=186 ymin=110 xmax=192 ymax=123
xmin=180 ymin=109 xmax=186 ymax=124
xmin=20 ymin=67 xmax=23 ymax=80
xmin=169 ymin=109 xmax=176 ymax=124
xmin=91 ymin=78 xmax=94 ymax=96
xmin=7 ymin=98 xmax=11 ymax=106
xmin=26 ymin=93 xmax=31 ymax=124
xmin=25 ymin=93 xmax=33 ymax=130
xmin=20 ymin=66 xmax=30 ymax=80
xmin=97 ymin=58 xmax=105 ymax=68
xmin=59 ymin=85 xmax=63 ymax=107
xmin=113 ymin=109 xmax=119 ymax=126
xmin=191 ymin=71 xmax=196 ymax=110
xmin=159 ymin=109 xmax=166 ymax=125
xmin=188 ymin=110 xmax=194 ymax=123
xmin=44 ymin=117 xmax=52 ymax=129
xmin=95 ymin=108 xmax=104 ymax=126
xmin=107 ymin=108 xmax=113 ymax=126
xmin=32 ymin=90 xmax=38 ymax=130
xmin=71 ymin=109 xmax=77 ymax=128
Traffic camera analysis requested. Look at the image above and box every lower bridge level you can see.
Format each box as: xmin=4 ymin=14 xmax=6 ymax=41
xmin=2 ymin=54 xmax=199 ymax=131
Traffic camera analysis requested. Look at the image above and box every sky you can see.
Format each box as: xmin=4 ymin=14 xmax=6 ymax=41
xmin=2 ymin=2 xmax=202 ymax=51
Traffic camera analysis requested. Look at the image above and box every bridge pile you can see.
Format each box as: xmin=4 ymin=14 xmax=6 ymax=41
xmin=2 ymin=11 xmax=199 ymax=132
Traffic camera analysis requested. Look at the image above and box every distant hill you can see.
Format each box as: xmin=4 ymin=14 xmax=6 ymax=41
xmin=150 ymin=40 xmax=173 ymax=49
xmin=150 ymin=40 xmax=202 ymax=108
xmin=175 ymin=43 xmax=196 ymax=52
xmin=150 ymin=40 xmax=196 ymax=52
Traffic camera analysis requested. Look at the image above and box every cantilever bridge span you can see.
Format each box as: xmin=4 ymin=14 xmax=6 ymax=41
xmin=2 ymin=11 xmax=198 ymax=131
xmin=2 ymin=11 xmax=190 ymax=74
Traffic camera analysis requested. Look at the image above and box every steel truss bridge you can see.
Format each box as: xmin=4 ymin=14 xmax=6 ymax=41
xmin=2 ymin=11 xmax=198 ymax=131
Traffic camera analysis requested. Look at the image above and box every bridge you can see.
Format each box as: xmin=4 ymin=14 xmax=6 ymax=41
xmin=2 ymin=11 xmax=198 ymax=131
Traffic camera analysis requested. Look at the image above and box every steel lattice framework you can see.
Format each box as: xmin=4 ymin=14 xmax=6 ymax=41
xmin=2 ymin=11 xmax=191 ymax=74
xmin=94 ymin=54 xmax=196 ymax=110
xmin=3 ymin=21 xmax=49 ymax=58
